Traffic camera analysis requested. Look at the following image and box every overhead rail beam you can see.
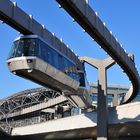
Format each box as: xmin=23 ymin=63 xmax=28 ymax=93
xmin=56 ymin=0 xmax=140 ymax=103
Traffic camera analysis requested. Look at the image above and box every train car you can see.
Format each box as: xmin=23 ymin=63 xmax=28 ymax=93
xmin=7 ymin=35 xmax=92 ymax=108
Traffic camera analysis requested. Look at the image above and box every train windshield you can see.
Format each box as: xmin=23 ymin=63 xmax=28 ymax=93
xmin=8 ymin=38 xmax=38 ymax=59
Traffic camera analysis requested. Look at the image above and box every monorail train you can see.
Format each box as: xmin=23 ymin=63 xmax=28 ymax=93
xmin=7 ymin=35 xmax=92 ymax=108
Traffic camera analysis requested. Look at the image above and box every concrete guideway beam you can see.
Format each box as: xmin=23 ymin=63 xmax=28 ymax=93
xmin=80 ymin=57 xmax=115 ymax=140
xmin=56 ymin=0 xmax=140 ymax=104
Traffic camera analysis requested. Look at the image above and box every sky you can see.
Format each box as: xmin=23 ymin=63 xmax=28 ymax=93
xmin=1 ymin=0 xmax=140 ymax=99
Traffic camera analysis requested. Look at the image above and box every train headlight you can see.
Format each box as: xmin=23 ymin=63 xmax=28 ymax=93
xmin=27 ymin=59 xmax=33 ymax=63
xmin=7 ymin=62 xmax=11 ymax=66
xmin=27 ymin=69 xmax=33 ymax=73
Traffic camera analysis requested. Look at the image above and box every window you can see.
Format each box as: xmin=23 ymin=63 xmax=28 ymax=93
xmin=8 ymin=40 xmax=19 ymax=59
xmin=15 ymin=39 xmax=24 ymax=57
xmin=63 ymin=58 xmax=69 ymax=73
xmin=28 ymin=39 xmax=38 ymax=56
xmin=39 ymin=41 xmax=53 ymax=65
xmin=40 ymin=41 xmax=47 ymax=62
xmin=62 ymin=58 xmax=79 ymax=81
xmin=46 ymin=47 xmax=52 ymax=64
xmin=58 ymin=55 xmax=63 ymax=70
xmin=92 ymin=94 xmax=97 ymax=102
xmin=8 ymin=38 xmax=39 ymax=59
xmin=79 ymin=72 xmax=85 ymax=87
xmin=53 ymin=51 xmax=59 ymax=69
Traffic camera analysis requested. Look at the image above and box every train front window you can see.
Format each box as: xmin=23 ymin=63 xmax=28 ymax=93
xmin=8 ymin=40 xmax=19 ymax=59
xmin=15 ymin=39 xmax=24 ymax=57
xmin=8 ymin=38 xmax=38 ymax=58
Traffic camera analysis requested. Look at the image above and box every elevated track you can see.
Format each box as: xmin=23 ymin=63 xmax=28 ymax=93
xmin=56 ymin=0 xmax=140 ymax=104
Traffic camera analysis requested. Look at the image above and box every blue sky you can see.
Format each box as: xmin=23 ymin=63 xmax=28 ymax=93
xmin=1 ymin=0 xmax=140 ymax=99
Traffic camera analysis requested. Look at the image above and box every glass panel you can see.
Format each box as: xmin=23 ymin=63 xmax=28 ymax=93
xmin=92 ymin=93 xmax=97 ymax=102
xmin=92 ymin=94 xmax=114 ymax=106
xmin=108 ymin=94 xmax=113 ymax=106
xmin=63 ymin=58 xmax=69 ymax=73
xmin=15 ymin=39 xmax=24 ymax=57
xmin=8 ymin=40 xmax=19 ymax=59
xmin=39 ymin=42 xmax=53 ymax=64
xmin=79 ymin=72 xmax=85 ymax=87
xmin=53 ymin=50 xmax=59 ymax=69
xmin=58 ymin=55 xmax=63 ymax=70
xmin=40 ymin=41 xmax=47 ymax=62
xmin=63 ymin=58 xmax=79 ymax=81
xmin=46 ymin=47 xmax=52 ymax=64
xmin=8 ymin=38 xmax=39 ymax=58
xmin=28 ymin=39 xmax=38 ymax=56
xmin=132 ymin=94 xmax=140 ymax=102
xmin=118 ymin=93 xmax=125 ymax=103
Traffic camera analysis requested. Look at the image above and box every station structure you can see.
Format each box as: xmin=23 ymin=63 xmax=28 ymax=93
xmin=0 ymin=84 xmax=132 ymax=139
xmin=0 ymin=0 xmax=140 ymax=140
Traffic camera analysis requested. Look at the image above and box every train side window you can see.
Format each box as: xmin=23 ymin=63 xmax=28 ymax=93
xmin=38 ymin=39 xmax=41 ymax=58
xmin=58 ymin=55 xmax=63 ymax=70
xmin=79 ymin=72 xmax=85 ymax=87
xmin=28 ymin=39 xmax=37 ymax=56
xmin=40 ymin=41 xmax=47 ymax=62
xmin=64 ymin=58 xmax=69 ymax=73
xmin=46 ymin=47 xmax=52 ymax=64
xmin=53 ymin=51 xmax=59 ymax=69
xmin=35 ymin=39 xmax=39 ymax=57
xmin=68 ymin=62 xmax=73 ymax=78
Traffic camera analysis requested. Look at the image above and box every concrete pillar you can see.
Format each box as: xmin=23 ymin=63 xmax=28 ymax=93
xmin=79 ymin=57 xmax=115 ymax=140
xmin=112 ymin=93 xmax=118 ymax=106
xmin=97 ymin=67 xmax=108 ymax=140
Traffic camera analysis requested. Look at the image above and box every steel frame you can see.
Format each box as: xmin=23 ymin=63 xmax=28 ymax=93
xmin=0 ymin=88 xmax=60 ymax=115
xmin=0 ymin=88 xmax=75 ymax=134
